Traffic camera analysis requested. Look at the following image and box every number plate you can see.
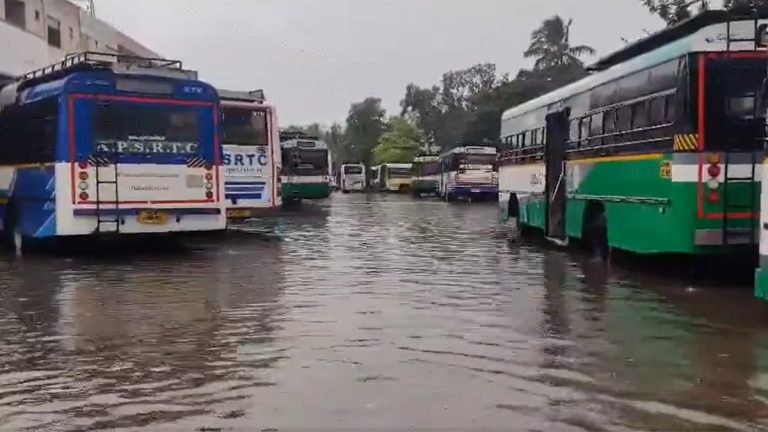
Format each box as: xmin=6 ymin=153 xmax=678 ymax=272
xmin=138 ymin=210 xmax=168 ymax=225
xmin=227 ymin=209 xmax=252 ymax=219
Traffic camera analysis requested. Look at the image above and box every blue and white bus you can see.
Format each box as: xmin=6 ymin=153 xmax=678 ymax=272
xmin=438 ymin=145 xmax=498 ymax=202
xmin=219 ymin=89 xmax=281 ymax=220
xmin=0 ymin=52 xmax=225 ymax=252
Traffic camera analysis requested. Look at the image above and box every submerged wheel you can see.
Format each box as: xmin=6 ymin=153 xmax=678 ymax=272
xmin=583 ymin=202 xmax=609 ymax=262
xmin=507 ymin=194 xmax=521 ymax=241
xmin=13 ymin=226 xmax=23 ymax=257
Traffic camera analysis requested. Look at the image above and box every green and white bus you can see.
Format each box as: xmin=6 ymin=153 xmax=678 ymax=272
xmin=498 ymin=11 xmax=764 ymax=260
xmin=411 ymin=155 xmax=440 ymax=197
xmin=280 ymin=138 xmax=332 ymax=202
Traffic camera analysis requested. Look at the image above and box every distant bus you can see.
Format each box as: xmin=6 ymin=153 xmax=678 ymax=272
xmin=0 ymin=52 xmax=225 ymax=253
xmin=280 ymin=138 xmax=332 ymax=202
xmin=372 ymin=163 xmax=413 ymax=192
xmin=219 ymin=89 xmax=281 ymax=220
xmin=412 ymin=155 xmax=440 ymax=197
xmin=340 ymin=163 xmax=366 ymax=192
xmin=438 ymin=146 xmax=498 ymax=201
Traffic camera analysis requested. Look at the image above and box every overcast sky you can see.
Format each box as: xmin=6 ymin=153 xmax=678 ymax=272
xmin=90 ymin=0 xmax=663 ymax=126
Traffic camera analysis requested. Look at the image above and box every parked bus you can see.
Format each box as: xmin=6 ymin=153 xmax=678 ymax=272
xmin=0 ymin=52 xmax=225 ymax=253
xmin=280 ymin=137 xmax=332 ymax=202
xmin=372 ymin=163 xmax=413 ymax=192
xmin=411 ymin=155 xmax=440 ymax=197
xmin=219 ymin=89 xmax=281 ymax=220
xmin=340 ymin=163 xmax=366 ymax=192
xmin=438 ymin=146 xmax=498 ymax=201
xmin=498 ymin=11 xmax=764 ymax=260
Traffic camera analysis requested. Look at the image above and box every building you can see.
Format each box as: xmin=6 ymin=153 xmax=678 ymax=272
xmin=0 ymin=0 xmax=158 ymax=83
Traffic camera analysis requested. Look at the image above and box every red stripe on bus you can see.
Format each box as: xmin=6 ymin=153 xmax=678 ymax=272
xmin=213 ymin=106 xmax=221 ymax=203
xmin=78 ymin=199 xmax=214 ymax=205
xmin=71 ymin=94 xmax=215 ymax=107
xmin=704 ymin=212 xmax=756 ymax=220
xmin=696 ymin=54 xmax=707 ymax=219
xmin=69 ymin=96 xmax=76 ymax=204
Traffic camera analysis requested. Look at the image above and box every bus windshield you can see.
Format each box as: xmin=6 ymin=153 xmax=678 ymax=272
xmin=285 ymin=148 xmax=328 ymax=175
xmin=343 ymin=165 xmax=363 ymax=175
xmin=93 ymin=103 xmax=201 ymax=154
xmin=222 ymin=107 xmax=269 ymax=146
xmin=387 ymin=167 xmax=412 ymax=178
xmin=461 ymin=154 xmax=496 ymax=166
xmin=416 ymin=161 xmax=440 ymax=176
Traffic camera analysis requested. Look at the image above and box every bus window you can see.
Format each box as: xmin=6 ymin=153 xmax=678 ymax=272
xmin=93 ymin=104 xmax=200 ymax=153
xmin=343 ymin=165 xmax=364 ymax=175
xmin=222 ymin=107 xmax=268 ymax=146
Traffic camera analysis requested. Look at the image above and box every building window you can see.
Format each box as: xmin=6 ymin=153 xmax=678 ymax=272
xmin=47 ymin=16 xmax=62 ymax=48
xmin=4 ymin=0 xmax=26 ymax=29
xmin=69 ymin=26 xmax=74 ymax=40
xmin=34 ymin=9 xmax=39 ymax=21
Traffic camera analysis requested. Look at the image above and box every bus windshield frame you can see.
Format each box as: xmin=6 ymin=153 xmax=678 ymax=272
xmin=221 ymin=106 xmax=269 ymax=147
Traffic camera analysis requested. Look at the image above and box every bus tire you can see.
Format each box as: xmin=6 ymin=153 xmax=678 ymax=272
xmin=583 ymin=201 xmax=609 ymax=262
xmin=507 ymin=194 xmax=521 ymax=241
xmin=3 ymin=203 xmax=22 ymax=256
xmin=342 ymin=189 xmax=350 ymax=194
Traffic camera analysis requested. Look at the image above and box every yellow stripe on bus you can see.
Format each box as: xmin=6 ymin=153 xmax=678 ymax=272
xmin=569 ymin=153 xmax=664 ymax=165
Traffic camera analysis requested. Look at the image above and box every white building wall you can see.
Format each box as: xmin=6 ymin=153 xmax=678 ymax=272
xmin=0 ymin=0 xmax=157 ymax=79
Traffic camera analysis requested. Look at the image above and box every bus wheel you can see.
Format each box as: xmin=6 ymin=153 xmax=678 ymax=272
xmin=12 ymin=226 xmax=23 ymax=257
xmin=583 ymin=201 xmax=609 ymax=262
xmin=507 ymin=194 xmax=521 ymax=241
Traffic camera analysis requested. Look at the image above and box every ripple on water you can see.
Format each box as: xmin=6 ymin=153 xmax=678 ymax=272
xmin=0 ymin=194 xmax=767 ymax=430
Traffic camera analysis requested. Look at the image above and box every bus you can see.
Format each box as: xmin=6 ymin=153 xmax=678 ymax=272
xmin=280 ymin=136 xmax=332 ymax=202
xmin=411 ymin=155 xmax=440 ymax=197
xmin=438 ymin=146 xmax=498 ymax=201
xmin=497 ymin=11 xmax=764 ymax=260
xmin=340 ymin=163 xmax=366 ymax=192
xmin=372 ymin=163 xmax=413 ymax=192
xmin=0 ymin=52 xmax=225 ymax=253
xmin=219 ymin=89 xmax=281 ymax=220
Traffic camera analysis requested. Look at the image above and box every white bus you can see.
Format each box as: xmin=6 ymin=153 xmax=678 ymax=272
xmin=219 ymin=89 xmax=281 ymax=220
xmin=438 ymin=146 xmax=498 ymax=201
xmin=340 ymin=163 xmax=366 ymax=192
xmin=412 ymin=155 xmax=440 ymax=197
xmin=372 ymin=163 xmax=413 ymax=192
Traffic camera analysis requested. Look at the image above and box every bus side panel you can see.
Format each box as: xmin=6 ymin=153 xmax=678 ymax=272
xmin=566 ymin=155 xmax=694 ymax=254
xmin=223 ymin=144 xmax=273 ymax=212
xmin=4 ymin=166 xmax=57 ymax=239
xmin=498 ymin=163 xmax=546 ymax=230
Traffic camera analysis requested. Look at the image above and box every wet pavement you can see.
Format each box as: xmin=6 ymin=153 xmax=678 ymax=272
xmin=1 ymin=193 xmax=768 ymax=431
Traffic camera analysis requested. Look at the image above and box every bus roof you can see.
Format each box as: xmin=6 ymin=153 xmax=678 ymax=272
xmin=341 ymin=163 xmax=365 ymax=166
xmin=281 ymin=139 xmax=328 ymax=149
xmin=218 ymin=89 xmax=266 ymax=103
xmin=381 ymin=163 xmax=412 ymax=169
xmin=0 ymin=52 xmax=208 ymax=110
xmin=501 ymin=14 xmax=768 ymax=125
xmin=438 ymin=146 xmax=496 ymax=159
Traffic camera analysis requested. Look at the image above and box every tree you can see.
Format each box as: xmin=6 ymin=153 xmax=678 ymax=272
xmin=344 ymin=97 xmax=387 ymax=168
xmin=641 ymin=0 xmax=768 ymax=26
xmin=373 ymin=117 xmax=423 ymax=164
xmin=523 ymin=16 xmax=596 ymax=71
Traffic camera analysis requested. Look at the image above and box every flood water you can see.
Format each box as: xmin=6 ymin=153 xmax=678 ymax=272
xmin=1 ymin=193 xmax=768 ymax=431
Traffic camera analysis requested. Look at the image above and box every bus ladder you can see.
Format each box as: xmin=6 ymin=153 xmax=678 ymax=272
xmin=721 ymin=152 xmax=757 ymax=246
xmin=94 ymin=153 xmax=120 ymax=234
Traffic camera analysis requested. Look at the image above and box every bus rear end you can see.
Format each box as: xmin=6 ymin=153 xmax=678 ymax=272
xmin=341 ymin=164 xmax=365 ymax=192
xmin=451 ymin=147 xmax=498 ymax=200
xmin=281 ymin=140 xmax=332 ymax=201
xmin=220 ymin=94 xmax=280 ymax=220
xmin=59 ymin=74 xmax=225 ymax=238
xmin=689 ymin=53 xmax=763 ymax=254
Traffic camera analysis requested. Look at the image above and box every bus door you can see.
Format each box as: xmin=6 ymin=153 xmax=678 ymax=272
xmin=545 ymin=110 xmax=568 ymax=240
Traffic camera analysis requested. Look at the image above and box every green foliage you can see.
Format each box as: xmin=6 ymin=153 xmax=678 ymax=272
xmin=344 ymin=97 xmax=387 ymax=167
xmin=641 ymin=0 xmax=768 ymax=25
xmin=373 ymin=117 xmax=423 ymax=164
xmin=524 ymin=16 xmax=596 ymax=71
